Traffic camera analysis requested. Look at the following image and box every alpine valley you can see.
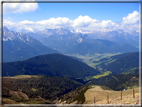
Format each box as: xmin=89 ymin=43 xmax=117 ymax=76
xmin=2 ymin=26 xmax=140 ymax=105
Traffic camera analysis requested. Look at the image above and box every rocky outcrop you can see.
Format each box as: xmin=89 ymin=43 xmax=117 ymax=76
xmin=3 ymin=87 xmax=29 ymax=100
xmin=9 ymin=90 xmax=29 ymax=100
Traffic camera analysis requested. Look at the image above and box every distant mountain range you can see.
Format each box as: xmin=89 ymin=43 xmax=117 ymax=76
xmin=9 ymin=26 xmax=139 ymax=48
xmin=27 ymin=28 xmax=88 ymax=54
xmin=3 ymin=53 xmax=100 ymax=78
xmin=67 ymin=39 xmax=138 ymax=55
xmin=25 ymin=28 xmax=138 ymax=55
xmin=2 ymin=26 xmax=60 ymax=62
xmin=87 ymin=29 xmax=139 ymax=47
xmin=2 ymin=26 xmax=139 ymax=62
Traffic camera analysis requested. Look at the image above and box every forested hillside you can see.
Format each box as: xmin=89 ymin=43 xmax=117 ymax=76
xmin=3 ymin=53 xmax=100 ymax=78
xmin=89 ymin=73 xmax=139 ymax=91
xmin=2 ymin=75 xmax=83 ymax=102
xmin=95 ymin=52 xmax=139 ymax=74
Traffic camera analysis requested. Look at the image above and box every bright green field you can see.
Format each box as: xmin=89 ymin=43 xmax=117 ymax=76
xmin=31 ymin=88 xmax=38 ymax=92
xmin=93 ymin=71 xmax=112 ymax=79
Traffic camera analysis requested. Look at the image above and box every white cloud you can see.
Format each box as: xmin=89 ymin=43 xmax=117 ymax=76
xmin=101 ymin=20 xmax=116 ymax=28
xmin=3 ymin=18 xmax=16 ymax=26
xmin=3 ymin=0 xmax=38 ymax=14
xmin=123 ymin=11 xmax=139 ymax=24
xmin=36 ymin=17 xmax=72 ymax=26
xmin=3 ymin=11 xmax=140 ymax=33
xmin=34 ymin=17 xmax=73 ymax=30
xmin=19 ymin=20 xmax=35 ymax=24
xmin=73 ymin=15 xmax=98 ymax=27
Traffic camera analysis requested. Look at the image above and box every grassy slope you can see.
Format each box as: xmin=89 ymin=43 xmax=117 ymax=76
xmin=57 ymin=84 xmax=139 ymax=105
xmin=84 ymin=85 xmax=139 ymax=104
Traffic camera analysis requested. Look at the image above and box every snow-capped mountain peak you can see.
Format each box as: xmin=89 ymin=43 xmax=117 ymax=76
xmin=3 ymin=26 xmax=32 ymax=43
xmin=24 ymin=27 xmax=35 ymax=33
xmin=7 ymin=26 xmax=35 ymax=33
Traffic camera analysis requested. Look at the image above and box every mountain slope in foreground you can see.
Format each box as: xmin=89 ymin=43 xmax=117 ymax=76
xmin=89 ymin=73 xmax=139 ymax=91
xmin=57 ymin=72 xmax=140 ymax=104
xmin=2 ymin=75 xmax=83 ymax=104
xmin=84 ymin=86 xmax=139 ymax=105
xmin=2 ymin=73 xmax=140 ymax=105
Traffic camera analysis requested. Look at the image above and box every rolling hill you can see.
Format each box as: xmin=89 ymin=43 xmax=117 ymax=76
xmin=89 ymin=73 xmax=139 ymax=91
xmin=3 ymin=53 xmax=100 ymax=78
xmin=95 ymin=52 xmax=139 ymax=74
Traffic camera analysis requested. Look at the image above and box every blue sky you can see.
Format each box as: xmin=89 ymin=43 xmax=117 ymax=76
xmin=4 ymin=3 xmax=139 ymax=22
xmin=3 ymin=1 xmax=140 ymax=33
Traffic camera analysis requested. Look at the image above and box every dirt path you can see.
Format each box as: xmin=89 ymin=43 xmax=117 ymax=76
xmin=84 ymin=86 xmax=139 ymax=105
